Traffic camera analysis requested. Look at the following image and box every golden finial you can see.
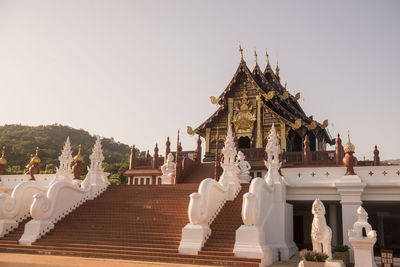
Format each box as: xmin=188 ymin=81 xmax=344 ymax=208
xmin=239 ymin=41 xmax=244 ymax=62
xmin=276 ymin=59 xmax=280 ymax=77
xmin=31 ymin=147 xmax=40 ymax=164
xmin=344 ymin=129 xmax=355 ymax=153
xmin=254 ymin=47 xmax=258 ymax=65
xmin=0 ymin=146 xmax=6 ymax=165
xmin=74 ymin=144 xmax=84 ymax=162
xmin=284 ymin=81 xmax=287 ymax=90
xmin=266 ymin=49 xmax=270 ymax=66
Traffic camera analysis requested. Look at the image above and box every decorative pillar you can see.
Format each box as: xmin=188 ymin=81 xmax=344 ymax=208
xmin=303 ymin=135 xmax=310 ymax=164
xmin=227 ymin=98 xmax=234 ymax=133
xmin=152 ymin=143 xmax=159 ymax=169
xmin=194 ymin=135 xmax=202 ymax=163
xmin=175 ymin=130 xmax=182 ymax=184
xmin=129 ymin=145 xmax=136 ymax=169
xmin=348 ymin=206 xmax=377 ymax=267
xmin=373 ymin=145 xmax=380 ymax=166
xmin=165 ymin=137 xmax=171 ymax=163
xmin=205 ymin=128 xmax=211 ymax=153
xmin=0 ymin=147 xmax=7 ymax=175
xmin=329 ymin=204 xmax=338 ymax=247
xmin=335 ymin=134 xmax=344 ymax=165
xmin=255 ymin=96 xmax=263 ymax=148
xmin=214 ymin=128 xmax=220 ymax=180
xmin=280 ymin=123 xmax=286 ymax=151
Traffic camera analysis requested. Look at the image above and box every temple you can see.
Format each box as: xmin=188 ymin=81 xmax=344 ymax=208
xmin=188 ymin=46 xmax=332 ymax=164
xmin=0 ymin=47 xmax=398 ymax=267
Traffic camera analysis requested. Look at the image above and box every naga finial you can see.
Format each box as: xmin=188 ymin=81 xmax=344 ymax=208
xmin=254 ymin=47 xmax=258 ymax=65
xmin=266 ymin=49 xmax=270 ymax=66
xmin=276 ymin=59 xmax=280 ymax=77
xmin=239 ymin=41 xmax=244 ymax=62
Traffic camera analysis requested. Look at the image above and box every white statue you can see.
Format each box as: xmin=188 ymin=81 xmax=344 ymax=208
xmin=348 ymin=206 xmax=377 ymax=267
xmin=160 ymin=153 xmax=176 ymax=184
xmin=236 ymin=151 xmax=251 ymax=183
xmin=264 ymin=124 xmax=282 ymax=187
xmin=311 ymin=198 xmax=332 ymax=260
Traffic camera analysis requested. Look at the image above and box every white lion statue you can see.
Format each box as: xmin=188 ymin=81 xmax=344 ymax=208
xmin=311 ymin=198 xmax=332 ymax=260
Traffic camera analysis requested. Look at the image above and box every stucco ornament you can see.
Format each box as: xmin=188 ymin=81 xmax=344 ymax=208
xmin=52 ymin=137 xmax=74 ymax=184
xmin=82 ymin=136 xmax=110 ymax=188
xmin=160 ymin=153 xmax=176 ymax=184
xmin=348 ymin=206 xmax=377 ymax=267
xmin=264 ymin=124 xmax=282 ymax=187
xmin=311 ymin=198 xmax=332 ymax=260
xmin=219 ymin=127 xmax=240 ymax=187
xmin=236 ymin=151 xmax=251 ymax=183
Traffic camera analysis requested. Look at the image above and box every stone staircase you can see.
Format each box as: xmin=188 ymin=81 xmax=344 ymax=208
xmin=183 ymin=162 xmax=215 ymax=184
xmin=199 ymin=184 xmax=254 ymax=259
xmin=0 ymin=183 xmax=261 ymax=266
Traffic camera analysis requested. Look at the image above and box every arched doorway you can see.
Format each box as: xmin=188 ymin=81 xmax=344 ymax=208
xmin=238 ymin=136 xmax=251 ymax=149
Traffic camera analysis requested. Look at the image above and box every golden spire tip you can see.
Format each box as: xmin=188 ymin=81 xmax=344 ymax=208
xmin=239 ymin=41 xmax=244 ymax=61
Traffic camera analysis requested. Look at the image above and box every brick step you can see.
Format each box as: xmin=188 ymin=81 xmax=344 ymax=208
xmin=0 ymin=247 xmax=260 ymax=267
xmin=198 ymin=250 xmax=235 ymax=257
xmin=41 ymin=232 xmax=182 ymax=241
xmin=38 ymin=236 xmax=181 ymax=245
xmin=41 ymin=230 xmax=183 ymax=237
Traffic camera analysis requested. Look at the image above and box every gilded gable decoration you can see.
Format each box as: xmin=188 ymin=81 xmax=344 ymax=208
xmin=232 ymin=90 xmax=256 ymax=139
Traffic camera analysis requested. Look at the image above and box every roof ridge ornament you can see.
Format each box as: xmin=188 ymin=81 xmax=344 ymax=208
xmin=266 ymin=49 xmax=270 ymax=66
xmin=254 ymin=47 xmax=258 ymax=66
xmin=239 ymin=41 xmax=244 ymax=62
xmin=275 ymin=59 xmax=280 ymax=77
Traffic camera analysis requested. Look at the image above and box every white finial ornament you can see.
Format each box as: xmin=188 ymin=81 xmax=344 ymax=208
xmin=53 ymin=137 xmax=74 ymax=183
xmin=82 ymin=136 xmax=109 ymax=187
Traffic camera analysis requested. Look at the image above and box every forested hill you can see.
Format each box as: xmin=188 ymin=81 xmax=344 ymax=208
xmin=0 ymin=124 xmax=133 ymax=173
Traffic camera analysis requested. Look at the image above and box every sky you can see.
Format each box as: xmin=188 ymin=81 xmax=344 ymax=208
xmin=0 ymin=0 xmax=399 ymax=160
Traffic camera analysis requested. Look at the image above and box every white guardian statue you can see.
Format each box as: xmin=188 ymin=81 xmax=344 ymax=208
xmin=236 ymin=151 xmax=251 ymax=183
xmin=160 ymin=152 xmax=176 ymax=184
xmin=311 ymin=198 xmax=332 ymax=260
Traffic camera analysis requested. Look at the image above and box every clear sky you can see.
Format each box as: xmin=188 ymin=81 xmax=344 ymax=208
xmin=0 ymin=0 xmax=399 ymax=160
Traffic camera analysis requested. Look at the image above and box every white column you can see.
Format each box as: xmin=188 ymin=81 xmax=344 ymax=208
xmin=335 ymin=175 xmax=366 ymax=263
xmin=329 ymin=204 xmax=338 ymax=247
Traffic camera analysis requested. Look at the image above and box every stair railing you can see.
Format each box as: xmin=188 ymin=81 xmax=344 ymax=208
xmin=0 ymin=181 xmax=48 ymax=237
xmin=234 ymin=124 xmax=298 ymax=266
xmin=19 ymin=136 xmax=110 ymax=245
xmin=179 ymin=127 xmax=241 ymax=255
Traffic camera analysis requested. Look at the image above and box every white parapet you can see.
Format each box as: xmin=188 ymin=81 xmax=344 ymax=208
xmin=0 ymin=181 xmax=48 ymax=237
xmin=0 ymin=174 xmax=55 ymax=191
xmin=179 ymin=127 xmax=241 ymax=255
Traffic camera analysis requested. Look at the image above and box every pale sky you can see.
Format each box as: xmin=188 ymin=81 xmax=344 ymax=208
xmin=0 ymin=0 xmax=399 ymax=160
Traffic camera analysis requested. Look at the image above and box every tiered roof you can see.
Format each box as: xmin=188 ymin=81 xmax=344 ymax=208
xmin=191 ymin=48 xmax=332 ymax=143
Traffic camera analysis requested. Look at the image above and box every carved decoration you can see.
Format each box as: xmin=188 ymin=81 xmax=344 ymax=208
xmin=232 ymin=90 xmax=256 ymax=138
xmin=311 ymin=199 xmax=332 ymax=260
xmin=321 ymin=120 xmax=328 ymax=129
xmin=210 ymin=96 xmax=221 ymax=105
xmin=306 ymin=121 xmax=318 ymax=131
xmin=187 ymin=126 xmax=195 ymax=136
xmin=294 ymin=92 xmax=301 ymax=101
xmin=292 ymin=119 xmax=302 ymax=129
xmin=264 ymin=90 xmax=275 ymax=100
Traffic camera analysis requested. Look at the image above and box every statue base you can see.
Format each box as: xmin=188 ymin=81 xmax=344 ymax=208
xmin=239 ymin=173 xmax=251 ymax=184
xmin=298 ymin=260 xmax=345 ymax=267
xmin=160 ymin=175 xmax=174 ymax=184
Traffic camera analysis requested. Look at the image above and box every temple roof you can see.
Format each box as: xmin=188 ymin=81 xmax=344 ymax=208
xmin=191 ymin=54 xmax=332 ymax=143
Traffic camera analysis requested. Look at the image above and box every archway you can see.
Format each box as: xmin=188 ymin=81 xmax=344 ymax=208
xmin=238 ymin=136 xmax=251 ymax=149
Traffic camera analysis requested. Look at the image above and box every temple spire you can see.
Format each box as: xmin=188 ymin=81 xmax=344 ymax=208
xmin=266 ymin=49 xmax=270 ymax=66
xmin=239 ymin=41 xmax=244 ymax=62
xmin=254 ymin=47 xmax=258 ymax=66
xmin=276 ymin=59 xmax=280 ymax=77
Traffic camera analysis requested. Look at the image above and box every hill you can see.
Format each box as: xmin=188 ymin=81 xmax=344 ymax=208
xmin=0 ymin=124 xmax=136 ymax=181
